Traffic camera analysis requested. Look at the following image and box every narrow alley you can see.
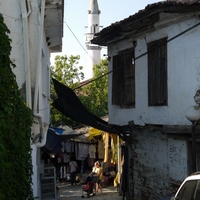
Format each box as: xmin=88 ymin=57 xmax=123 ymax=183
xmin=57 ymin=182 xmax=123 ymax=200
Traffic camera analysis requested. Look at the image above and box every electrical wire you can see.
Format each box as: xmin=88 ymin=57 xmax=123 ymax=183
xmin=73 ymin=20 xmax=200 ymax=90
xmin=3 ymin=7 xmax=200 ymax=108
xmin=65 ymin=21 xmax=100 ymax=66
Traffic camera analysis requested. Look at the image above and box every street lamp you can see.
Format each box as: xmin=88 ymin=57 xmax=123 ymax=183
xmin=185 ymin=90 xmax=200 ymax=172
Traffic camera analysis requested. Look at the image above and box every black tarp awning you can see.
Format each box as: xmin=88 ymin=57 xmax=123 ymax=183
xmin=52 ymin=78 xmax=121 ymax=135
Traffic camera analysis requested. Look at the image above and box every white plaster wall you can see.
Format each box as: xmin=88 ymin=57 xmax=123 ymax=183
xmin=0 ymin=1 xmax=25 ymax=88
xmin=108 ymin=16 xmax=200 ymax=127
xmin=28 ymin=0 xmax=40 ymax=88
xmin=40 ymin=33 xmax=51 ymax=124
xmin=0 ymin=0 xmax=51 ymax=124
xmin=133 ymin=130 xmax=188 ymax=199
xmin=0 ymin=1 xmax=52 ymax=198
xmin=168 ymin=138 xmax=187 ymax=181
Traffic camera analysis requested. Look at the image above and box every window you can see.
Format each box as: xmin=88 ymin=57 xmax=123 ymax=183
xmin=176 ymin=180 xmax=197 ymax=199
xmin=148 ymin=38 xmax=168 ymax=106
xmin=112 ymin=48 xmax=135 ymax=108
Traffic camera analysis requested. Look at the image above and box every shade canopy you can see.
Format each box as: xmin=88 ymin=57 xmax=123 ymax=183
xmin=43 ymin=126 xmax=85 ymax=154
xmin=87 ymin=127 xmax=103 ymax=140
xmin=52 ymin=78 xmax=121 ymax=135
xmin=53 ymin=126 xmax=85 ymax=142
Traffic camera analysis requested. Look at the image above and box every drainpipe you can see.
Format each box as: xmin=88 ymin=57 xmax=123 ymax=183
xmin=33 ymin=0 xmax=47 ymax=147
xmin=20 ymin=0 xmax=31 ymax=108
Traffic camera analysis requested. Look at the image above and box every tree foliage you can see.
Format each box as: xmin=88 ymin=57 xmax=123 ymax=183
xmin=0 ymin=14 xmax=33 ymax=200
xmin=50 ymin=55 xmax=108 ymax=128
xmin=50 ymin=55 xmax=85 ymax=127
xmin=79 ymin=59 xmax=108 ymax=117
xmin=51 ymin=55 xmax=84 ymax=86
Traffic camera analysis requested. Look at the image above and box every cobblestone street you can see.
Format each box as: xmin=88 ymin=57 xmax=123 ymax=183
xmin=57 ymin=182 xmax=124 ymax=200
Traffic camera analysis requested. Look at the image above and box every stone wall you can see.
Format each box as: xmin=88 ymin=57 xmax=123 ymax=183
xmin=128 ymin=129 xmax=188 ymax=199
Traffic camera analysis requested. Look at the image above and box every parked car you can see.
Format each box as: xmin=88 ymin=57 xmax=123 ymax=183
xmin=171 ymin=172 xmax=200 ymax=200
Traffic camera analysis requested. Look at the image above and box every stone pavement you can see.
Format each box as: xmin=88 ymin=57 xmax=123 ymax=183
xmin=57 ymin=182 xmax=123 ymax=200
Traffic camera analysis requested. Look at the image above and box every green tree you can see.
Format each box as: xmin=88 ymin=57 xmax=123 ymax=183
xmin=79 ymin=59 xmax=108 ymax=117
xmin=0 ymin=14 xmax=33 ymax=200
xmin=50 ymin=55 xmax=108 ymax=128
xmin=50 ymin=55 xmax=84 ymax=127
xmin=51 ymin=55 xmax=84 ymax=86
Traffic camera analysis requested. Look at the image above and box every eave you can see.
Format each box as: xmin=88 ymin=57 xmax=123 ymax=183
xmin=44 ymin=0 xmax=64 ymax=52
xmin=91 ymin=1 xmax=200 ymax=46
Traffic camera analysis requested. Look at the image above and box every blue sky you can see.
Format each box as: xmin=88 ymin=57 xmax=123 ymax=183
xmin=50 ymin=0 xmax=159 ymax=79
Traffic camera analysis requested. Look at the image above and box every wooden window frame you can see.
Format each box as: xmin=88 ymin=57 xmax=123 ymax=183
xmin=112 ymin=48 xmax=135 ymax=108
xmin=148 ymin=38 xmax=168 ymax=106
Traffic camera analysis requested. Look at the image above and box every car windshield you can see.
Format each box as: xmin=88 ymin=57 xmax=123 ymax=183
xmin=176 ymin=180 xmax=200 ymax=200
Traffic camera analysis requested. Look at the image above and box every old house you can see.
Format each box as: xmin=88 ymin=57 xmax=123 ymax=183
xmin=92 ymin=1 xmax=200 ymax=199
xmin=0 ymin=0 xmax=64 ymax=199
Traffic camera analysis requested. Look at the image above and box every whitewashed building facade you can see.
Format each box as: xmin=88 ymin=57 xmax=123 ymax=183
xmin=92 ymin=1 xmax=200 ymax=199
xmin=0 ymin=0 xmax=64 ymax=198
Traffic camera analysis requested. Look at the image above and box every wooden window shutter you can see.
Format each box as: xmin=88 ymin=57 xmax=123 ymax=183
xmin=112 ymin=55 xmax=123 ymax=105
xmin=112 ymin=49 xmax=135 ymax=107
xmin=123 ymin=51 xmax=135 ymax=107
xmin=148 ymin=38 xmax=168 ymax=106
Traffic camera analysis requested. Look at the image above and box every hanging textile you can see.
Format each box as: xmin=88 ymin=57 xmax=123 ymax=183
xmin=52 ymin=78 xmax=121 ymax=135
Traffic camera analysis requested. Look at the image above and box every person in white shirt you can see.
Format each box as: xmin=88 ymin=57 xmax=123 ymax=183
xmin=69 ymin=157 xmax=78 ymax=185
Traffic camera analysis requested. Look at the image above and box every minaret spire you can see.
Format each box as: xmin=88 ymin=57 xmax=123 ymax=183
xmin=88 ymin=0 xmax=100 ymax=14
xmin=85 ymin=0 xmax=102 ymax=79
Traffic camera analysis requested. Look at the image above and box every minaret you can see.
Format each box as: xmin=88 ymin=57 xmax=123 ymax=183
xmin=85 ymin=0 xmax=102 ymax=79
